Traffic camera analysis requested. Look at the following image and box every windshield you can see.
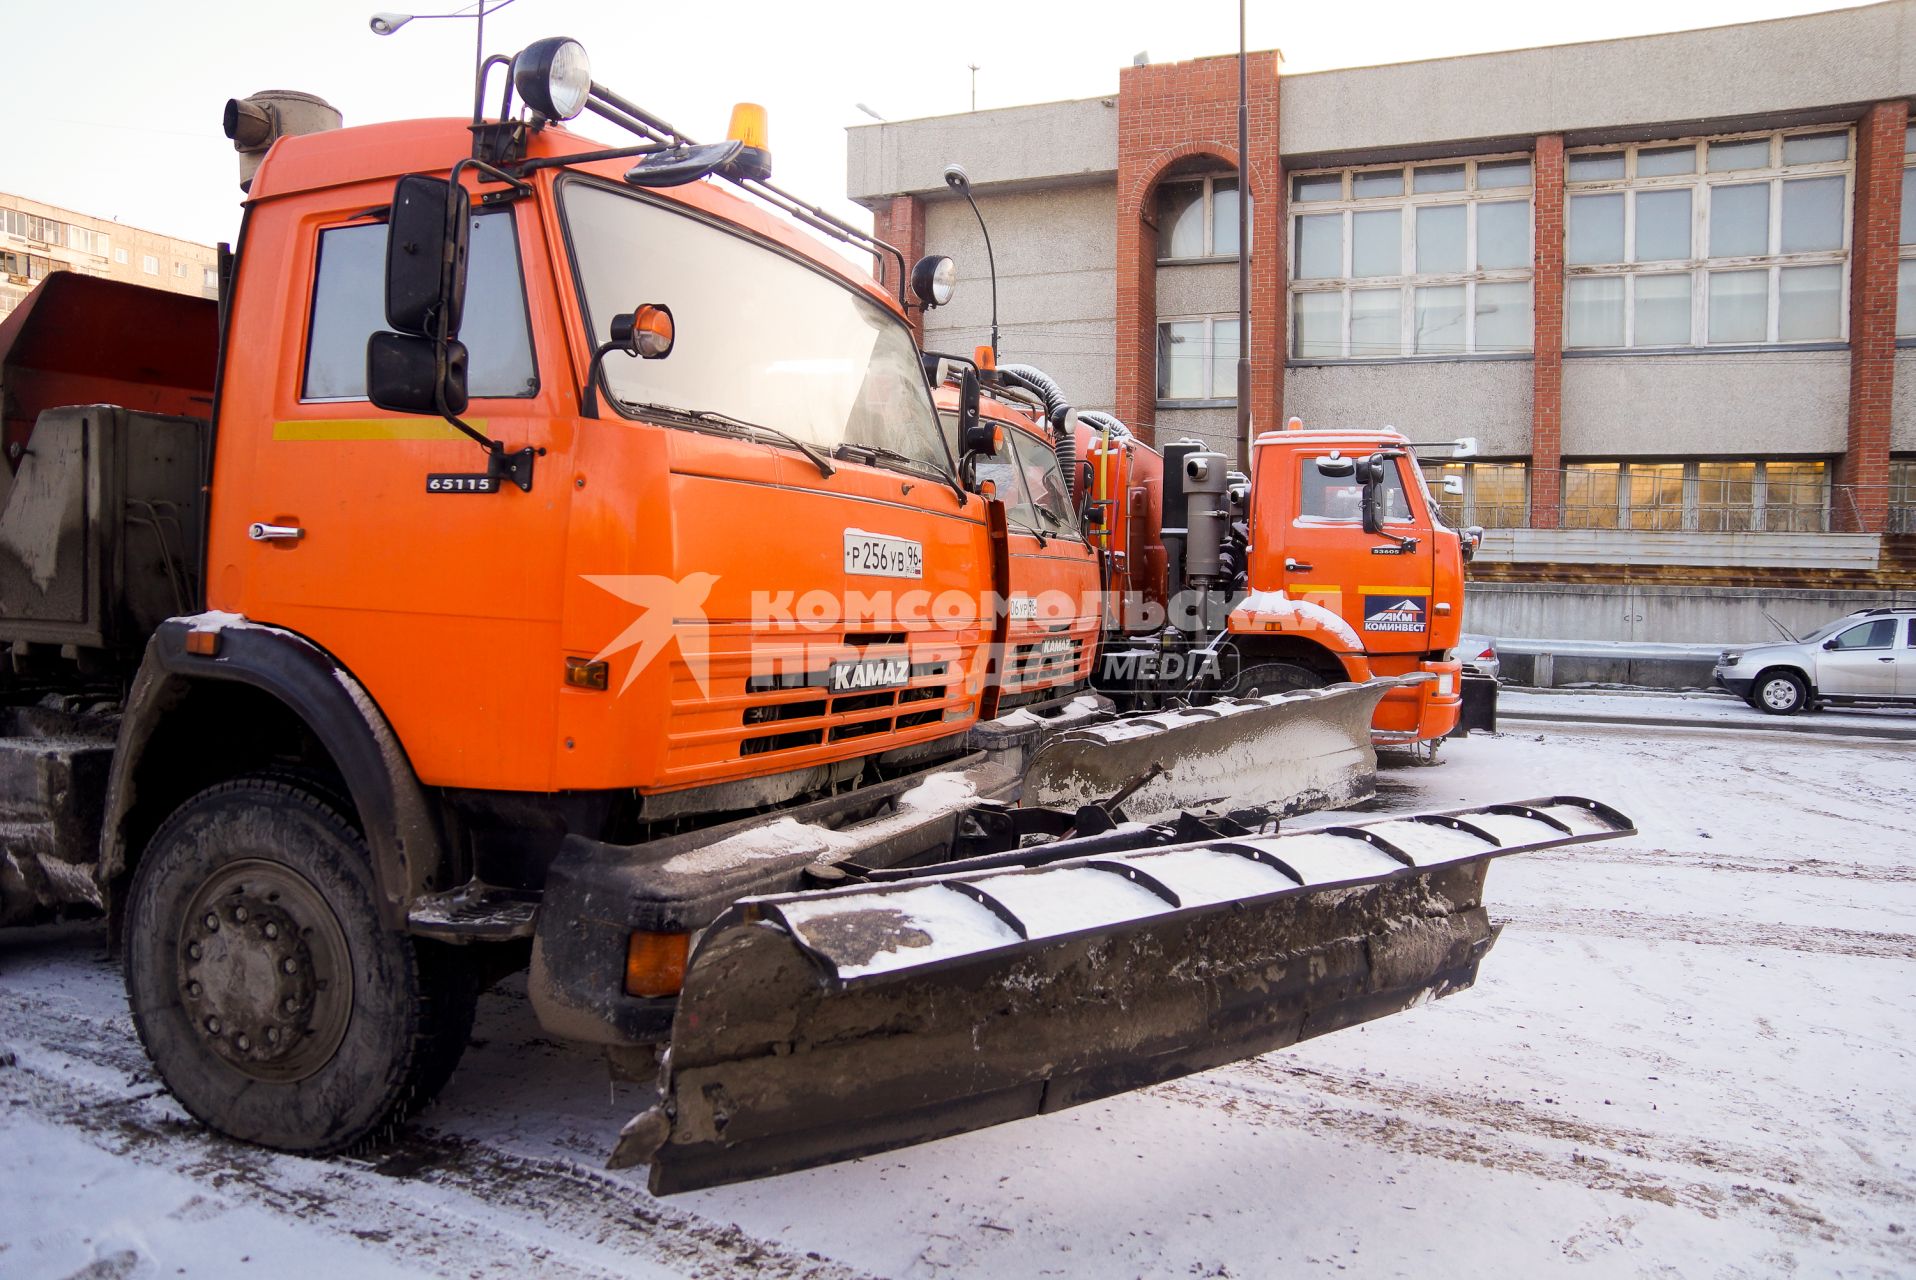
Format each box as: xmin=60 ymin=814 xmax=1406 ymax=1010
xmin=561 ymin=181 xmax=949 ymax=473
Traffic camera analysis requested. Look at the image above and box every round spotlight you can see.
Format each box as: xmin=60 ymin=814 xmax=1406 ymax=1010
xmin=369 ymin=11 xmax=412 ymax=35
xmin=910 ymin=255 xmax=956 ymax=308
xmin=942 ymin=163 xmax=970 ymax=194
xmin=514 ymin=37 xmax=592 ymax=121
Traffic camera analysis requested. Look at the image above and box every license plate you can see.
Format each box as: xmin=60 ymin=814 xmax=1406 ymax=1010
xmin=844 ymin=529 xmax=922 ymax=579
xmin=828 ymin=656 xmax=912 ymax=692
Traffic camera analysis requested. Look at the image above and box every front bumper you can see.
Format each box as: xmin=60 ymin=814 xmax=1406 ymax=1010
xmin=1713 ymin=667 xmax=1754 ymax=698
xmin=528 ymin=754 xmax=1021 ymax=1047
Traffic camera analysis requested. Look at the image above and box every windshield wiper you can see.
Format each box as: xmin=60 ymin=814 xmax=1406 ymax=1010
xmin=618 ymin=401 xmax=835 ymax=479
xmin=835 ymin=441 xmax=949 ymax=481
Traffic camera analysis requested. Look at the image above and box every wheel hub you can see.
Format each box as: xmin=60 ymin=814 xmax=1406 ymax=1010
xmin=177 ymin=859 xmax=352 ymax=1082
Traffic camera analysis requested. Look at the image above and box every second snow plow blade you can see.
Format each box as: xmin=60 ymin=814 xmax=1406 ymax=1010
xmin=1019 ymin=678 xmax=1409 ymax=823
xmin=616 ymin=796 xmax=1634 ymax=1193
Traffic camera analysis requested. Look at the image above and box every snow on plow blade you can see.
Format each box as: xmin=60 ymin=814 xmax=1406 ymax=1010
xmin=1020 ymin=678 xmax=1410 ymax=823
xmin=615 ymin=796 xmax=1634 ymax=1193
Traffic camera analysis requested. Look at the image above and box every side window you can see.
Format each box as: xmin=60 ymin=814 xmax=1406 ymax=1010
xmin=1009 ymin=430 xmax=1077 ymax=534
xmin=1298 ymin=457 xmax=1411 ymax=522
xmin=1906 ymin=618 xmax=1915 ymax=648
xmin=1831 ymin=619 xmax=1895 ymax=650
xmin=302 ymin=210 xmax=537 ymax=401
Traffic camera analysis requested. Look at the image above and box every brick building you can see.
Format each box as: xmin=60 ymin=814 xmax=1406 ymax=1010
xmin=1 ymin=192 xmax=218 ymax=320
xmin=850 ymin=2 xmax=1916 ymax=645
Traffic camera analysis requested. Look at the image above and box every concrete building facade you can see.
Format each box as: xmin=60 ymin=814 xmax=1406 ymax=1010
xmin=1 ymin=192 xmax=219 ymax=321
xmin=848 ymin=2 xmax=1916 ymax=649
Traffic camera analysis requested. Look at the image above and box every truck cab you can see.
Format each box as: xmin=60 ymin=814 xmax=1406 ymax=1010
xmin=1237 ymin=428 xmax=1465 ymax=743
xmin=933 ymin=380 xmax=1100 ymax=707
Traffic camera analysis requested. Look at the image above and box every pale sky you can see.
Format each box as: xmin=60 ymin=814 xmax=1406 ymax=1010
xmin=12 ymin=0 xmax=1884 ymax=248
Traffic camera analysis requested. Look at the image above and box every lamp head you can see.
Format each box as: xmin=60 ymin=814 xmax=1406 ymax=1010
xmin=369 ymin=11 xmax=412 ymax=34
xmin=942 ymin=163 xmax=970 ymax=195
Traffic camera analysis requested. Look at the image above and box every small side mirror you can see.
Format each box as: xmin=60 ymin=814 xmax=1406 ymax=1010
xmin=367 ymin=331 xmax=469 ymax=415
xmin=1450 ymin=436 xmax=1479 ymax=458
xmin=1443 ymin=475 xmax=1465 ymax=496
xmin=1822 ymin=637 xmax=1840 ymax=651
xmin=384 ymin=174 xmax=470 ymax=338
xmin=1314 ymin=454 xmax=1356 ymax=478
xmin=956 ymin=367 xmax=999 ymax=456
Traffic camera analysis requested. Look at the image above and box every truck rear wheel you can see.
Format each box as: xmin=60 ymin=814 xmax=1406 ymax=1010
xmin=123 ymin=777 xmax=474 ymax=1154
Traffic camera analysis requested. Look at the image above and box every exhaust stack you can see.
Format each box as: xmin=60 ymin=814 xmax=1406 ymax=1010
xmin=223 ymin=90 xmax=341 ymax=191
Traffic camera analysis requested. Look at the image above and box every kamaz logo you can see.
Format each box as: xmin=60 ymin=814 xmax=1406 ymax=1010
xmin=829 ymin=657 xmax=911 ymax=692
xmin=1038 ymin=638 xmax=1074 ymax=656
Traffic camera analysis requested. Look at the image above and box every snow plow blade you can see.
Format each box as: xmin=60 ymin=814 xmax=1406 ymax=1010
xmin=615 ymin=796 xmax=1634 ymax=1193
xmin=1020 ymin=677 xmax=1412 ymax=822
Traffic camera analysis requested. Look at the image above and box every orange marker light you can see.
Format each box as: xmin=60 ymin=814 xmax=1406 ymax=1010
xmin=633 ymin=304 xmax=675 ymax=358
xmin=973 ymin=344 xmax=996 ymax=372
xmin=625 ymin=931 xmax=691 ymax=997
xmin=184 ymin=630 xmax=221 ymax=657
xmin=564 ymin=656 xmax=610 ymax=690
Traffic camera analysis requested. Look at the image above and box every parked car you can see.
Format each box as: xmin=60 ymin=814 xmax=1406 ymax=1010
xmin=1457 ymin=633 xmax=1501 ymax=682
xmin=1713 ymin=608 xmax=1916 ymax=715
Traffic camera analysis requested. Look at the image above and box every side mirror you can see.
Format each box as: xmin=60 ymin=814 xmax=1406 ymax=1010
xmin=1443 ymin=475 xmax=1465 ymax=496
xmin=368 ymin=331 xmax=468 ymax=415
xmin=1450 ymin=436 xmax=1480 ymax=459
xmin=384 ymin=174 xmax=469 ymax=338
xmin=1356 ymin=455 xmax=1385 ymax=535
xmin=956 ymin=367 xmax=999 ymax=457
xmin=1461 ymin=524 xmax=1484 ymax=563
xmin=1314 ymin=454 xmax=1356 ymax=478
xmin=1822 ymin=638 xmax=1840 ymax=651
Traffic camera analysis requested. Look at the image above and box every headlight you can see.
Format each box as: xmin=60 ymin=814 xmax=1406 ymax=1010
xmin=910 ymin=255 xmax=956 ymax=308
xmin=515 ymin=37 xmax=592 ymax=122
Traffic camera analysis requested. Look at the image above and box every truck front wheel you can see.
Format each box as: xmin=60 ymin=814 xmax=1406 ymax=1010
xmin=123 ymin=777 xmax=473 ymax=1154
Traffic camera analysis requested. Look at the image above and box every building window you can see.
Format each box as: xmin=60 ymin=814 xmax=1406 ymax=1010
xmin=204 ymin=267 xmax=219 ymax=289
xmin=1158 ymin=174 xmax=1249 ymax=260
xmin=2 ymin=209 xmax=65 ymax=244
xmin=1566 ymin=129 xmax=1852 ymax=350
xmin=141 ymin=254 xmax=159 ymax=275
xmin=1156 ymin=315 xmax=1240 ymax=401
xmin=1899 ymin=124 xmax=1916 ymax=338
xmin=114 ymin=247 xmax=129 ymax=265
xmin=1890 ymin=456 xmax=1916 ymax=534
xmin=1420 ymin=461 xmax=1530 ymax=529
xmin=1562 ymin=460 xmax=1828 ymax=531
xmin=172 ymin=261 xmax=186 ymax=278
xmin=1289 ymin=156 xmax=1533 ymax=360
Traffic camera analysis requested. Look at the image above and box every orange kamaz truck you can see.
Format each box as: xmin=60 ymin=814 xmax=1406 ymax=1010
xmin=0 ymin=37 xmax=1621 ymax=1193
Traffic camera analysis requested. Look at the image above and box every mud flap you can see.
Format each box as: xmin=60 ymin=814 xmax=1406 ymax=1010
xmin=615 ymin=796 xmax=1634 ymax=1193
xmin=1020 ymin=678 xmax=1411 ymax=823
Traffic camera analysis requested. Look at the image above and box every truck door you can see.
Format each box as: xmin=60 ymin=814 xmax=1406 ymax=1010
xmin=1814 ymin=616 xmax=1899 ymax=696
xmin=1277 ymin=454 xmax=1432 ymax=656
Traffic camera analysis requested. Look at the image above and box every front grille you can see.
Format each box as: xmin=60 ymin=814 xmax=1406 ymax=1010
xmin=1009 ymin=636 xmax=1083 ymax=685
xmin=738 ymin=655 xmax=953 ymax=759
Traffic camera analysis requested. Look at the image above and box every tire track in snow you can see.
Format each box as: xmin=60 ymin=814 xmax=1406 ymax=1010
xmin=0 ymin=990 xmax=874 ymax=1280
xmin=1153 ymin=1057 xmax=1914 ymax=1250
xmin=1495 ymin=907 xmax=1916 ymax=960
xmin=1525 ymin=847 xmax=1916 ymax=884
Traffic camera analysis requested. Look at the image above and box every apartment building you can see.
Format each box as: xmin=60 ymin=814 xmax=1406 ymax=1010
xmin=1 ymin=192 xmax=218 ymax=320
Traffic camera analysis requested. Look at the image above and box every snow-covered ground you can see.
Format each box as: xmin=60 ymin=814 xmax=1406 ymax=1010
xmin=3 ymin=720 xmax=1912 ymax=1278
xmin=1500 ymin=685 xmax=1916 ymax=737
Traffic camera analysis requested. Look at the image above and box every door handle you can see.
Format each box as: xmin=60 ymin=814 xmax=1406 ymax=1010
xmin=1285 ymin=558 xmax=1313 ymax=572
xmin=1878 ymin=657 xmax=1896 ymax=662
xmin=248 ymin=522 xmax=304 ymax=542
